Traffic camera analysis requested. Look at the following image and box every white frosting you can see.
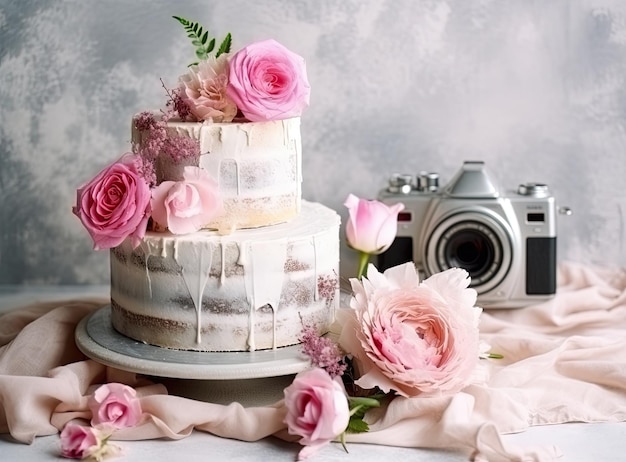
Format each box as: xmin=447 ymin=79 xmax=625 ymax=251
xmin=132 ymin=116 xmax=302 ymax=232
xmin=110 ymin=201 xmax=340 ymax=352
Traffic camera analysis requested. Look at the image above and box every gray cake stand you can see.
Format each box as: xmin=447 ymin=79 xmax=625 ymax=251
xmin=75 ymin=306 xmax=311 ymax=405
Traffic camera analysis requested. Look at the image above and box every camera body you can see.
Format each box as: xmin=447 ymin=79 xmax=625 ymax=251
xmin=378 ymin=161 xmax=558 ymax=308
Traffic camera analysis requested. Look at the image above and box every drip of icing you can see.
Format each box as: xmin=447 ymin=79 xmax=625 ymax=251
xmin=174 ymin=241 xmax=213 ymax=345
xmin=219 ymin=241 xmax=226 ymax=286
xmin=139 ymin=241 xmax=153 ymax=299
xmin=242 ymin=239 xmax=288 ymax=351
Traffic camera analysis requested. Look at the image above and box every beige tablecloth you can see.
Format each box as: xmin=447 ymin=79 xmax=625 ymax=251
xmin=2 ymin=261 xmax=626 ymax=461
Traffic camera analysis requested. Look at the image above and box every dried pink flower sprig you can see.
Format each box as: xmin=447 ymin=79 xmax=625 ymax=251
xmin=300 ymin=325 xmax=347 ymax=379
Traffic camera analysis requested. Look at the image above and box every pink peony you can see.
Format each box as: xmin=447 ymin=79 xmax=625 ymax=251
xmin=73 ymin=154 xmax=151 ymax=250
xmin=226 ymin=39 xmax=310 ymax=122
xmin=178 ymin=55 xmax=238 ymax=122
xmin=150 ymin=166 xmax=223 ymax=234
xmin=337 ymin=263 xmax=482 ymax=398
xmin=60 ymin=423 xmax=117 ymax=460
xmin=89 ymin=383 xmax=142 ymax=429
xmin=284 ymin=368 xmax=350 ymax=460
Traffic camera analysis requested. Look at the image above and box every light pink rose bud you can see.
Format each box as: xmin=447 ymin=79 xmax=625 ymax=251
xmin=73 ymin=154 xmax=151 ymax=250
xmin=150 ymin=166 xmax=223 ymax=234
xmin=60 ymin=423 xmax=111 ymax=460
xmin=344 ymin=194 xmax=405 ymax=255
xmin=284 ymin=368 xmax=350 ymax=460
xmin=89 ymin=383 xmax=142 ymax=429
xmin=226 ymin=39 xmax=310 ymax=122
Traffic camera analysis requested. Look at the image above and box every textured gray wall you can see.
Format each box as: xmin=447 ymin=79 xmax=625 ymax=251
xmin=1 ymin=0 xmax=625 ymax=284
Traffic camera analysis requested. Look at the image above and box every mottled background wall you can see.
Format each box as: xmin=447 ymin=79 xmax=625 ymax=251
xmin=1 ymin=0 xmax=625 ymax=285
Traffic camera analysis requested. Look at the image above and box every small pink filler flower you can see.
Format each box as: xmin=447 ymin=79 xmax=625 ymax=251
xmin=89 ymin=383 xmax=142 ymax=429
xmin=226 ymin=39 xmax=310 ymax=122
xmin=60 ymin=423 xmax=116 ymax=461
xmin=150 ymin=166 xmax=223 ymax=234
xmin=284 ymin=368 xmax=350 ymax=460
xmin=73 ymin=154 xmax=151 ymax=250
xmin=337 ymin=263 xmax=482 ymax=397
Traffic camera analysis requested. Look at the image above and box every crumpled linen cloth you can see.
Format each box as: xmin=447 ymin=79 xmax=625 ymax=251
xmin=2 ymin=261 xmax=626 ymax=461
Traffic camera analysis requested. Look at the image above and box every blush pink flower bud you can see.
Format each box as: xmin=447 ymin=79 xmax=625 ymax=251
xmin=284 ymin=368 xmax=350 ymax=460
xmin=89 ymin=383 xmax=142 ymax=429
xmin=150 ymin=166 xmax=223 ymax=234
xmin=226 ymin=39 xmax=310 ymax=122
xmin=73 ymin=153 xmax=151 ymax=250
xmin=344 ymin=194 xmax=404 ymax=255
xmin=60 ymin=423 xmax=118 ymax=460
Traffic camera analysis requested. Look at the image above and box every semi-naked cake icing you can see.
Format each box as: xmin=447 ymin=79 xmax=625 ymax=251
xmin=73 ymin=28 xmax=338 ymax=353
xmin=133 ymin=116 xmax=302 ymax=233
xmin=110 ymin=200 xmax=339 ymax=352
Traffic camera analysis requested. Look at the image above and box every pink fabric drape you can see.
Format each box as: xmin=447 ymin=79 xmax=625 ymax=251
xmin=2 ymin=262 xmax=626 ymax=461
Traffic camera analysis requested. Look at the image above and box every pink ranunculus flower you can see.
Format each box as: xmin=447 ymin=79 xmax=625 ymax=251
xmin=226 ymin=39 xmax=310 ymax=122
xmin=178 ymin=55 xmax=238 ymax=122
xmin=337 ymin=263 xmax=482 ymax=398
xmin=150 ymin=166 xmax=223 ymax=234
xmin=89 ymin=383 xmax=142 ymax=429
xmin=344 ymin=194 xmax=405 ymax=255
xmin=73 ymin=153 xmax=151 ymax=250
xmin=60 ymin=423 xmax=118 ymax=461
xmin=284 ymin=368 xmax=350 ymax=460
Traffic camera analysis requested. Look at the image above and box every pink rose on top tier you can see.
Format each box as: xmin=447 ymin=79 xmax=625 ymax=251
xmin=178 ymin=55 xmax=238 ymax=122
xmin=226 ymin=39 xmax=310 ymax=122
xmin=89 ymin=383 xmax=142 ymax=429
xmin=73 ymin=154 xmax=151 ymax=250
xmin=337 ymin=263 xmax=482 ymax=398
xmin=150 ymin=166 xmax=223 ymax=234
xmin=60 ymin=423 xmax=116 ymax=460
xmin=284 ymin=368 xmax=350 ymax=460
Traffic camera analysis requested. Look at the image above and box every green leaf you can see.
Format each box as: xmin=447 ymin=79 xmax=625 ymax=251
xmin=206 ymin=38 xmax=215 ymax=53
xmin=191 ymin=40 xmax=203 ymax=46
xmin=201 ymin=30 xmax=208 ymax=45
xmin=347 ymin=417 xmax=370 ymax=434
xmin=216 ymin=33 xmax=232 ymax=57
xmin=195 ymin=48 xmax=207 ymax=60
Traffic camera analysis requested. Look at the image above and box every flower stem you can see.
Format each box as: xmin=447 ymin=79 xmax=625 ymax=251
xmin=356 ymin=251 xmax=370 ymax=279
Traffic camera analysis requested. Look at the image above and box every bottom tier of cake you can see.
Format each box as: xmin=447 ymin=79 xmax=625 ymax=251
xmin=110 ymin=201 xmax=340 ymax=352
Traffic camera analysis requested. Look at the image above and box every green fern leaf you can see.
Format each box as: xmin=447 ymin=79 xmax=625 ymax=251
xmin=201 ymin=30 xmax=208 ymax=45
xmin=216 ymin=33 xmax=232 ymax=57
xmin=206 ymin=38 xmax=215 ymax=53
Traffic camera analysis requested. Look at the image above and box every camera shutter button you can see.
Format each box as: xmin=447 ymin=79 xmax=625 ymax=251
xmin=517 ymin=183 xmax=549 ymax=197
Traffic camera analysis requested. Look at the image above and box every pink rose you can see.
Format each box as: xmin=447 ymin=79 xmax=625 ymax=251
xmin=344 ymin=194 xmax=404 ymax=255
xmin=337 ymin=263 xmax=482 ymax=397
xmin=226 ymin=39 xmax=310 ymax=122
xmin=150 ymin=166 xmax=222 ymax=234
xmin=284 ymin=368 xmax=350 ymax=460
xmin=73 ymin=154 xmax=151 ymax=250
xmin=60 ymin=423 xmax=116 ymax=460
xmin=89 ymin=383 xmax=142 ymax=429
xmin=178 ymin=55 xmax=238 ymax=122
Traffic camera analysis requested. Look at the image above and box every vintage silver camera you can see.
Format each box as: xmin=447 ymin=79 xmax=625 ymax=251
xmin=378 ymin=161 xmax=561 ymax=308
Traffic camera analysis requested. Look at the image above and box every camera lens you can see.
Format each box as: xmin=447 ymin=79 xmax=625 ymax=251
xmin=426 ymin=216 xmax=511 ymax=293
xmin=443 ymin=228 xmax=496 ymax=279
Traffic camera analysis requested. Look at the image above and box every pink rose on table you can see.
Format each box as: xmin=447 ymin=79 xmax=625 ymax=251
xmin=150 ymin=166 xmax=222 ymax=234
xmin=60 ymin=423 xmax=117 ymax=460
xmin=284 ymin=368 xmax=350 ymax=460
xmin=344 ymin=194 xmax=404 ymax=255
xmin=73 ymin=154 xmax=151 ymax=250
xmin=226 ymin=39 xmax=310 ymax=121
xmin=337 ymin=263 xmax=482 ymax=397
xmin=178 ymin=55 xmax=238 ymax=122
xmin=89 ymin=383 xmax=142 ymax=429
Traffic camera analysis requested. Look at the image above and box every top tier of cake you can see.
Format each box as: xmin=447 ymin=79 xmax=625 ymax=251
xmin=132 ymin=116 xmax=302 ymax=234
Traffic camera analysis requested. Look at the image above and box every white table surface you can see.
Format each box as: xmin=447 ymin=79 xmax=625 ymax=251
xmin=1 ymin=286 xmax=625 ymax=461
